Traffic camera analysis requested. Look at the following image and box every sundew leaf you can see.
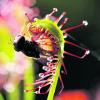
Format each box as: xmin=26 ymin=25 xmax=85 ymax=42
xmin=47 ymin=60 xmax=61 ymax=100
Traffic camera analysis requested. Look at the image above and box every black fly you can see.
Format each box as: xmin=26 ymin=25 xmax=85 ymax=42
xmin=13 ymin=35 xmax=40 ymax=58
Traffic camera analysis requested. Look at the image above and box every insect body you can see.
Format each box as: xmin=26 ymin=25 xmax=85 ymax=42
xmin=14 ymin=8 xmax=90 ymax=94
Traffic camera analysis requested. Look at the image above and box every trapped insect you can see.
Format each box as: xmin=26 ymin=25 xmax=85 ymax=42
xmin=13 ymin=8 xmax=90 ymax=94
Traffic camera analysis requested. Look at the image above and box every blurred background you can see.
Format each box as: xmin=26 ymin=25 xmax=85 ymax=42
xmin=0 ymin=0 xmax=100 ymax=100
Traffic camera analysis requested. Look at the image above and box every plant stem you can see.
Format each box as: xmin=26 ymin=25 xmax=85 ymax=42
xmin=24 ymin=60 xmax=35 ymax=100
xmin=0 ymin=93 xmax=4 ymax=100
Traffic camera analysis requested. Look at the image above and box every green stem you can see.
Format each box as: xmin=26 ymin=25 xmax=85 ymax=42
xmin=0 ymin=93 xmax=4 ymax=100
xmin=24 ymin=60 xmax=35 ymax=100
xmin=47 ymin=60 xmax=61 ymax=100
xmin=8 ymin=85 xmax=20 ymax=100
